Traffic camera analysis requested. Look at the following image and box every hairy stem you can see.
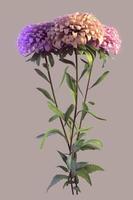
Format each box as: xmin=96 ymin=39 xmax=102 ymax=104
xmin=77 ymin=64 xmax=93 ymax=140
xmin=44 ymin=56 xmax=70 ymax=151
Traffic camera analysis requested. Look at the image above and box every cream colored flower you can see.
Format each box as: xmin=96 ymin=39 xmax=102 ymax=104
xmin=51 ymin=12 xmax=104 ymax=49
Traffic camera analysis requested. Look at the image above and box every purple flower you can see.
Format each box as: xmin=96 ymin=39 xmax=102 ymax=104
xmin=17 ymin=22 xmax=54 ymax=56
xmin=100 ymin=26 xmax=121 ymax=55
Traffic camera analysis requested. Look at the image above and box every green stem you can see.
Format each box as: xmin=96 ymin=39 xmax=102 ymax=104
xmin=44 ymin=56 xmax=70 ymax=152
xmin=77 ymin=64 xmax=93 ymax=140
xmin=70 ymin=49 xmax=79 ymax=151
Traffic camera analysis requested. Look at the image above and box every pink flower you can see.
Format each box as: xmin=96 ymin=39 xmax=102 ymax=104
xmin=100 ymin=26 xmax=121 ymax=55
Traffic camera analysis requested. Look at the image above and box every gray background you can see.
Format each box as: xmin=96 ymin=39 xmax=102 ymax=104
xmin=0 ymin=0 xmax=133 ymax=199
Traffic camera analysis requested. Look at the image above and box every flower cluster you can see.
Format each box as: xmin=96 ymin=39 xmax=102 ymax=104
xmin=50 ymin=12 xmax=104 ymax=49
xmin=17 ymin=12 xmax=121 ymax=56
xmin=17 ymin=22 xmax=54 ymax=56
xmin=100 ymin=26 xmax=121 ymax=55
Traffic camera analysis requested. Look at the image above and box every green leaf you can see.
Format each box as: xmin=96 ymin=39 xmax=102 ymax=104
xmin=37 ymin=88 xmax=54 ymax=102
xmin=88 ymin=101 xmax=95 ymax=105
xmin=90 ymin=71 xmax=110 ymax=88
xmin=72 ymin=139 xmax=85 ymax=152
xmin=83 ymin=164 xmax=104 ymax=174
xmin=86 ymin=46 xmax=97 ymax=57
xmin=57 ymin=151 xmax=67 ymax=164
xmin=49 ymin=114 xmax=59 ymax=122
xmin=78 ymin=127 xmax=93 ymax=133
xmin=81 ymin=139 xmax=103 ymax=150
xmin=59 ymin=58 xmax=75 ymax=68
xmin=78 ymin=127 xmax=93 ymax=139
xmin=81 ymin=102 xmax=89 ymax=121
xmin=78 ymin=84 xmax=83 ymax=96
xmin=48 ymin=102 xmax=64 ymax=117
xmin=57 ymin=165 xmax=68 ymax=172
xmin=26 ymin=53 xmax=41 ymax=66
xmin=98 ymin=49 xmax=109 ymax=67
xmin=64 ymin=104 xmax=74 ymax=123
xmin=79 ymin=64 xmax=91 ymax=81
xmin=65 ymin=73 xmax=76 ymax=92
xmin=48 ymin=53 xmax=54 ymax=67
xmin=59 ymin=66 xmax=69 ymax=87
xmin=88 ymin=111 xmax=106 ymax=121
xmin=66 ymin=155 xmax=76 ymax=175
xmin=42 ymin=62 xmax=48 ymax=69
xmin=47 ymin=174 xmax=68 ymax=191
xmin=36 ymin=129 xmax=64 ymax=140
xmin=39 ymin=130 xmax=49 ymax=149
xmin=63 ymin=181 xmax=69 ymax=189
xmin=85 ymin=51 xmax=94 ymax=67
xmin=36 ymin=54 xmax=41 ymax=66
xmin=34 ymin=69 xmax=49 ymax=83
xmin=76 ymin=168 xmax=92 ymax=186
xmin=76 ymin=162 xmax=88 ymax=170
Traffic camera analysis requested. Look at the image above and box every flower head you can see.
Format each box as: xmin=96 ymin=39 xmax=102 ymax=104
xmin=50 ymin=12 xmax=104 ymax=49
xmin=100 ymin=26 xmax=121 ymax=55
xmin=17 ymin=22 xmax=54 ymax=56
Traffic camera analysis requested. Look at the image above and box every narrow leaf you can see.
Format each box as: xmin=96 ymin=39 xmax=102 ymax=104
xmin=90 ymin=71 xmax=110 ymax=88
xmin=59 ymin=66 xmax=69 ymax=87
xmin=26 ymin=53 xmax=41 ymax=66
xmin=81 ymin=139 xmax=103 ymax=150
xmin=57 ymin=165 xmax=68 ymax=172
xmin=47 ymin=174 xmax=68 ymax=191
xmin=88 ymin=101 xmax=95 ymax=105
xmin=66 ymin=155 xmax=76 ymax=175
xmin=76 ymin=162 xmax=88 ymax=170
xmin=81 ymin=103 xmax=88 ymax=121
xmin=88 ymin=111 xmax=106 ymax=121
xmin=59 ymin=58 xmax=75 ymax=67
xmin=57 ymin=151 xmax=67 ymax=164
xmin=85 ymin=51 xmax=94 ymax=67
xmin=77 ymin=168 xmax=92 ymax=186
xmin=37 ymin=129 xmax=64 ymax=139
xmin=65 ymin=73 xmax=76 ymax=92
xmin=37 ymin=88 xmax=54 ymax=102
xmin=34 ymin=69 xmax=49 ymax=83
xmin=84 ymin=164 xmax=104 ymax=173
xmin=64 ymin=104 xmax=74 ymax=122
xmin=63 ymin=181 xmax=69 ymax=189
xmin=78 ymin=127 xmax=93 ymax=133
xmin=49 ymin=114 xmax=59 ymax=122
xmin=39 ymin=130 xmax=49 ymax=149
xmin=48 ymin=102 xmax=63 ymax=117
xmin=48 ymin=53 xmax=54 ymax=67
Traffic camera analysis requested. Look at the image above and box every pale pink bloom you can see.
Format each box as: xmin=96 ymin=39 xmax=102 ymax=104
xmin=101 ymin=26 xmax=121 ymax=55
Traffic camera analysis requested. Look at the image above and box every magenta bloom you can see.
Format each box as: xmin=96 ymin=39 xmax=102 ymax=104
xmin=17 ymin=22 xmax=54 ymax=56
xmin=100 ymin=26 xmax=121 ymax=55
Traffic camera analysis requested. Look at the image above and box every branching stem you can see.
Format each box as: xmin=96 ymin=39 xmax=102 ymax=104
xmin=44 ymin=55 xmax=70 ymax=152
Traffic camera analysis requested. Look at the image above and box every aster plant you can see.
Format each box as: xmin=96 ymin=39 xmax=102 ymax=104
xmin=17 ymin=12 xmax=121 ymax=195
